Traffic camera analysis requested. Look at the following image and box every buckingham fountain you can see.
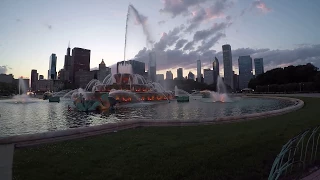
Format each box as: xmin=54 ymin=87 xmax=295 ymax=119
xmin=70 ymin=62 xmax=174 ymax=112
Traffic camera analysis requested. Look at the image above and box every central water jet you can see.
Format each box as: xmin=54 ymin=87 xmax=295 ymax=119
xmin=123 ymin=4 xmax=153 ymax=62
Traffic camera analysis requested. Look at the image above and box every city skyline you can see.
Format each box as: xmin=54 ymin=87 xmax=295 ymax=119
xmin=1 ymin=0 xmax=320 ymax=79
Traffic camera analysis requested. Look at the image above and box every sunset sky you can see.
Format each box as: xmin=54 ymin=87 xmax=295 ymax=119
xmin=0 ymin=0 xmax=320 ymax=78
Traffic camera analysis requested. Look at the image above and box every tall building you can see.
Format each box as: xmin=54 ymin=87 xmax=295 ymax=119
xmin=0 ymin=74 xmax=14 ymax=84
xmin=98 ymin=59 xmax=111 ymax=82
xmin=58 ymin=69 xmax=69 ymax=81
xmin=177 ymin=68 xmax=183 ymax=80
xmin=48 ymin=54 xmax=57 ymax=79
xmin=71 ymin=47 xmax=91 ymax=83
xmin=156 ymin=74 xmax=164 ymax=82
xmin=254 ymin=58 xmax=264 ymax=76
xmin=204 ymin=69 xmax=214 ymax=85
xmin=188 ymin=71 xmax=195 ymax=80
xmin=75 ymin=70 xmax=94 ymax=88
xmin=197 ymin=59 xmax=201 ymax=82
xmin=222 ymin=44 xmax=233 ymax=89
xmin=213 ymin=57 xmax=219 ymax=84
xmin=117 ymin=60 xmax=145 ymax=75
xmin=233 ymin=72 xmax=239 ymax=91
xmin=31 ymin=69 xmax=38 ymax=91
xmin=238 ymin=55 xmax=253 ymax=89
xmin=166 ymin=71 xmax=173 ymax=80
xmin=35 ymin=79 xmax=63 ymax=92
xmin=63 ymin=43 xmax=72 ymax=81
xmin=148 ymin=52 xmax=156 ymax=82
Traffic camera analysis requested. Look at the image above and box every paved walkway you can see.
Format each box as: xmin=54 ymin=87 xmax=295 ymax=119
xmin=302 ymin=169 xmax=320 ymax=180
xmin=0 ymin=144 xmax=14 ymax=180
xmin=248 ymin=93 xmax=320 ymax=98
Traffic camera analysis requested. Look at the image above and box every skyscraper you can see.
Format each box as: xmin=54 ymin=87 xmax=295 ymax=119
xmin=117 ymin=60 xmax=145 ymax=75
xmin=197 ymin=59 xmax=201 ymax=82
xmin=71 ymin=47 xmax=91 ymax=82
xmin=64 ymin=44 xmax=72 ymax=71
xmin=63 ymin=43 xmax=72 ymax=81
xmin=48 ymin=53 xmax=57 ymax=79
xmin=254 ymin=58 xmax=264 ymax=76
xmin=238 ymin=55 xmax=253 ymax=90
xmin=213 ymin=57 xmax=219 ymax=84
xmin=156 ymin=74 xmax=164 ymax=82
xmin=31 ymin=69 xmax=38 ymax=91
xmin=177 ymin=68 xmax=183 ymax=80
xmin=98 ymin=59 xmax=111 ymax=82
xmin=148 ymin=52 xmax=156 ymax=82
xmin=203 ymin=69 xmax=214 ymax=85
xmin=233 ymin=71 xmax=239 ymax=91
xmin=188 ymin=71 xmax=195 ymax=80
xmin=222 ymin=44 xmax=233 ymax=89
xmin=166 ymin=71 xmax=173 ymax=80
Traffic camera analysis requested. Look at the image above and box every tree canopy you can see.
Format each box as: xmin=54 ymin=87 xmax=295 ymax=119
xmin=249 ymin=63 xmax=319 ymax=89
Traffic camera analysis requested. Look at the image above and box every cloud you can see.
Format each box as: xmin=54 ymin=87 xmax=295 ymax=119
xmin=252 ymin=0 xmax=271 ymax=13
xmin=183 ymin=22 xmax=230 ymax=51
xmin=226 ymin=15 xmax=232 ymax=21
xmin=44 ymin=24 xmax=52 ymax=30
xmin=215 ymin=45 xmax=320 ymax=73
xmin=193 ymin=22 xmax=229 ymax=42
xmin=134 ymin=44 xmax=320 ymax=75
xmin=185 ymin=0 xmax=233 ymax=32
xmin=251 ymin=45 xmax=320 ymax=71
xmin=154 ymin=24 xmax=185 ymax=51
xmin=134 ymin=48 xmax=216 ymax=70
xmin=183 ymin=41 xmax=195 ymax=51
xmin=196 ymin=32 xmax=226 ymax=53
xmin=175 ymin=39 xmax=188 ymax=50
xmin=16 ymin=18 xmax=21 ymax=22
xmin=158 ymin=20 xmax=166 ymax=25
xmin=0 ymin=65 xmax=9 ymax=74
xmin=160 ymin=0 xmax=208 ymax=18
xmin=239 ymin=1 xmax=271 ymax=17
xmin=134 ymin=22 xmax=226 ymax=70
xmin=240 ymin=8 xmax=247 ymax=16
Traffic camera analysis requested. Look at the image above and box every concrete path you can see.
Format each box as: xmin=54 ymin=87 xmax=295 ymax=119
xmin=302 ymin=169 xmax=320 ymax=180
xmin=0 ymin=144 xmax=14 ymax=180
xmin=247 ymin=93 xmax=320 ymax=98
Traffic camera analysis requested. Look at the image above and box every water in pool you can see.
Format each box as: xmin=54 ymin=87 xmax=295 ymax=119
xmin=0 ymin=97 xmax=295 ymax=137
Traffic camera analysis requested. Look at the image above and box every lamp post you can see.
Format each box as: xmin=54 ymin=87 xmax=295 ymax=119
xmin=299 ymin=83 xmax=302 ymax=92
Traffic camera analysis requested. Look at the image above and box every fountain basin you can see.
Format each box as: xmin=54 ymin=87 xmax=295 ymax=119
xmin=177 ymin=96 xmax=190 ymax=102
xmin=49 ymin=96 xmax=60 ymax=103
xmin=0 ymin=96 xmax=302 ymax=138
xmin=0 ymin=96 xmax=304 ymax=146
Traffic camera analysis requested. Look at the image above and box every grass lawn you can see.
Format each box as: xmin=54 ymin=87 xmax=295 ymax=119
xmin=13 ymin=97 xmax=320 ymax=180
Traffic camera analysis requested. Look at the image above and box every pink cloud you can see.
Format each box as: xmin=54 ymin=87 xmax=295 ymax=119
xmin=252 ymin=0 xmax=271 ymax=13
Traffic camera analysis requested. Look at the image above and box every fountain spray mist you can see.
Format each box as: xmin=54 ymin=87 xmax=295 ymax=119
xmin=124 ymin=4 xmax=154 ymax=61
xmin=124 ymin=5 xmax=130 ymax=62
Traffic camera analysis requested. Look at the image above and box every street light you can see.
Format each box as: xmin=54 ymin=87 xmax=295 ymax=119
xmin=299 ymin=83 xmax=302 ymax=92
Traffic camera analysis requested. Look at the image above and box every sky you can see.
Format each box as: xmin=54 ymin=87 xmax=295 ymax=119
xmin=0 ymin=0 xmax=320 ymax=79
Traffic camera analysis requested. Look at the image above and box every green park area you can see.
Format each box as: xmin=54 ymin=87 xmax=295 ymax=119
xmin=12 ymin=97 xmax=320 ymax=180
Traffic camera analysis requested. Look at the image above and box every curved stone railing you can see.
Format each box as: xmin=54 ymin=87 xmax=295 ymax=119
xmin=268 ymin=126 xmax=320 ymax=180
xmin=0 ymin=96 xmax=304 ymax=147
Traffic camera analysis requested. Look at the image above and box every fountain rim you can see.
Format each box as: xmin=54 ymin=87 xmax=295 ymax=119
xmin=0 ymin=96 xmax=304 ymax=147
